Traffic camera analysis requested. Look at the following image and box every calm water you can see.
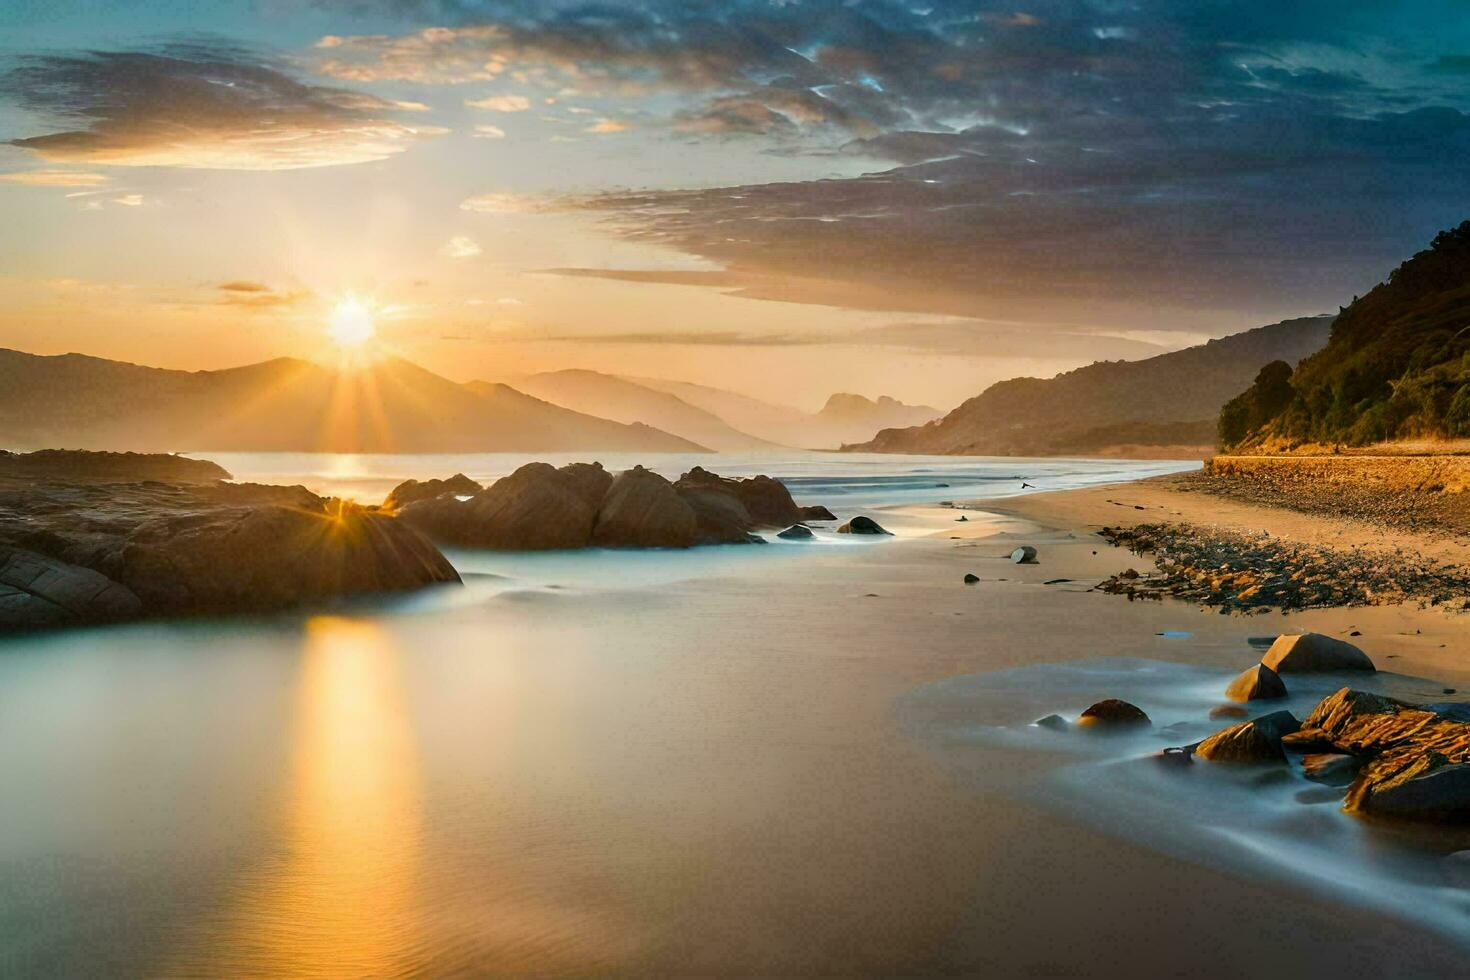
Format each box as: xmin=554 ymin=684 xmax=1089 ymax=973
xmin=1 ymin=453 xmax=1241 ymax=976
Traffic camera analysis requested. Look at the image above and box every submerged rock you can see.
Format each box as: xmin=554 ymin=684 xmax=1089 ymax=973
xmin=1225 ymin=663 xmax=1288 ymax=702
xmin=777 ymin=524 xmax=814 ymax=540
xmin=837 ymin=515 xmax=891 ymax=535
xmin=1033 ymin=714 xmax=1069 ymax=731
xmin=1261 ymin=633 xmax=1375 ymax=673
xmin=1077 ymin=699 xmax=1150 ymax=730
xmin=382 ymin=473 xmax=482 ymax=510
xmin=1209 ymin=705 xmax=1249 ymax=720
xmin=1300 ymin=753 xmax=1361 ymax=787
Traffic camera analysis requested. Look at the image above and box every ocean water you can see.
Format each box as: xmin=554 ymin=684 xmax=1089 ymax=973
xmin=11 ymin=451 xmax=1361 ymax=976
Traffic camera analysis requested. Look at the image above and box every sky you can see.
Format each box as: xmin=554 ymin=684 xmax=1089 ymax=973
xmin=2 ymin=0 xmax=1470 ymax=410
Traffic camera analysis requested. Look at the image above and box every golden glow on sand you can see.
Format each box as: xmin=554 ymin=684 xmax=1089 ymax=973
xmin=327 ymin=297 xmax=377 ymax=348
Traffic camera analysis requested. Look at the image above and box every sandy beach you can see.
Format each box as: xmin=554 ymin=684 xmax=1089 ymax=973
xmin=6 ymin=463 xmax=1470 ymax=975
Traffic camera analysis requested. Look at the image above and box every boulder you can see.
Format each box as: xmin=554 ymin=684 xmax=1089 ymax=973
xmin=1284 ymin=687 xmax=1470 ymax=819
xmin=837 ymin=516 xmax=891 ymax=535
xmin=1195 ymin=710 xmax=1300 ymax=764
xmin=677 ymin=484 xmax=758 ymax=545
xmin=1076 ymin=699 xmax=1150 ymax=730
xmin=799 ymin=505 xmax=837 ymax=522
xmin=401 ymin=462 xmax=596 ymax=550
xmin=1300 ymin=753 xmax=1361 ymax=787
xmin=1225 ymin=663 xmax=1288 ymax=702
xmin=677 ymin=466 xmax=802 ymax=528
xmin=0 ymin=546 xmax=142 ymax=628
xmin=963 ymin=572 xmax=980 ymax=584
xmin=777 ymin=524 xmax=814 ymax=540
xmin=382 ymin=473 xmax=482 ymax=510
xmin=1010 ymin=546 xmax=1038 ymax=564
xmin=593 ymin=466 xmax=699 ymax=548
xmin=557 ymin=461 xmax=613 ymax=511
xmin=1262 ymin=633 xmax=1375 ymax=673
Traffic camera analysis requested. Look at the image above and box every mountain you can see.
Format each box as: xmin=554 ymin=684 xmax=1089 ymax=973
xmin=488 ymin=369 xmax=777 ymax=451
xmin=0 ymin=349 xmax=707 ymax=454
xmin=810 ymin=393 xmax=941 ymax=447
xmin=1222 ymin=220 xmax=1470 ymax=449
xmin=625 ymin=375 xmax=941 ymax=448
xmin=849 ymin=316 xmax=1334 ymax=457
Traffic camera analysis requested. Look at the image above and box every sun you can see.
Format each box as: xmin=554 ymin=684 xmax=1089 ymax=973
xmin=327 ymin=297 xmax=377 ymax=348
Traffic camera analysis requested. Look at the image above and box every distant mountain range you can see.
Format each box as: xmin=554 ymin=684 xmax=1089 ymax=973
xmin=0 ymin=350 xmax=706 ymax=454
xmin=502 ymin=369 xmax=942 ymax=450
xmin=1223 ymin=220 xmax=1470 ymax=449
xmin=848 ymin=316 xmax=1334 ymax=457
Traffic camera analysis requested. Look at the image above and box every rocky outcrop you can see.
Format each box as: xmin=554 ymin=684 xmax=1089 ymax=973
xmin=0 ymin=449 xmax=229 ymax=484
xmin=800 ymin=505 xmax=837 ymax=522
xmin=1262 ymin=633 xmax=1375 ymax=673
xmin=1077 ymin=699 xmax=1150 ymax=729
xmin=557 ymin=462 xmax=614 ymax=510
xmin=401 ymin=462 xmax=598 ymax=550
xmin=382 ymin=473 xmax=482 ymax=510
xmin=1284 ymin=687 xmax=1470 ymax=820
xmin=778 ymin=524 xmax=814 ymax=540
xmin=0 ymin=546 xmax=142 ymax=628
xmin=0 ymin=472 xmax=460 ymax=629
xmin=593 ymin=466 xmax=699 ymax=548
xmin=678 ymin=485 xmax=759 ymax=544
xmin=1225 ymin=663 xmax=1288 ymax=701
xmin=675 ymin=466 xmax=801 ymax=527
xmin=837 ymin=516 xmax=891 ymax=535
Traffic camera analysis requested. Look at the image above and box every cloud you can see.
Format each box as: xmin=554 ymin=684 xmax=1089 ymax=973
xmin=439 ymin=234 xmax=482 ymax=258
xmin=585 ymin=118 xmax=631 ymax=134
xmin=466 ymin=93 xmax=530 ymax=111
xmin=2 ymin=45 xmax=444 ymax=170
xmin=0 ymin=169 xmax=109 ymax=187
xmin=215 ymin=281 xmax=309 ymax=308
xmin=472 ymin=123 xmax=506 ymax=138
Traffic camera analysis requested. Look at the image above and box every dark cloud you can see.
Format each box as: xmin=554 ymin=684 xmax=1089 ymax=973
xmin=214 ymin=281 xmax=309 ymax=308
xmin=3 ymin=43 xmax=443 ymax=170
xmin=217 ymin=280 xmax=271 ymax=292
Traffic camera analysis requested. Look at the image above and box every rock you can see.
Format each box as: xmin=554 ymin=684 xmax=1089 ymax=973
xmin=1076 ymin=699 xmax=1150 ymax=730
xmin=1010 ymin=546 xmax=1038 ymax=564
xmin=402 ymin=462 xmax=596 ymax=550
xmin=799 ymin=505 xmax=837 ymax=522
xmin=1209 ymin=705 xmax=1249 ymax=720
xmin=0 ymin=546 xmax=142 ymax=628
xmin=382 ymin=473 xmax=482 ymax=510
xmin=1261 ymin=632 xmax=1375 ymax=673
xmin=1225 ymin=663 xmax=1288 ymax=702
xmin=777 ymin=524 xmax=814 ymax=540
xmin=963 ymin=573 xmax=980 ymax=584
xmin=1300 ymin=753 xmax=1361 ymax=786
xmin=1033 ymin=714 xmax=1068 ymax=731
xmin=1155 ymin=746 xmax=1195 ymax=768
xmin=678 ymin=466 xmax=801 ymax=527
xmin=1195 ymin=710 xmax=1301 ymax=764
xmin=555 ymin=462 xmax=613 ymax=511
xmin=1286 ymin=687 xmax=1470 ymax=820
xmin=677 ymin=484 xmax=757 ymax=545
xmin=593 ymin=466 xmax=698 ymax=548
xmin=0 ymin=449 xmax=230 ymax=484
xmin=1446 ymin=851 xmax=1470 ymax=886
xmin=837 ymin=516 xmax=891 ymax=535
xmin=956 ymin=515 xmax=969 ymax=522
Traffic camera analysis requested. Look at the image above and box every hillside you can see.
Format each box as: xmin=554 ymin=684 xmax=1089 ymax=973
xmin=0 ymin=349 xmax=707 ymax=454
xmin=849 ymin=316 xmax=1334 ymax=456
xmin=489 ymin=369 xmax=776 ymax=451
xmin=626 ymin=376 xmax=940 ymax=448
xmin=1224 ymin=220 xmax=1470 ymax=448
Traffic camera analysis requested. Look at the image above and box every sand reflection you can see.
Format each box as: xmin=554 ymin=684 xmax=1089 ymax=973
xmin=183 ymin=616 xmax=423 ymax=976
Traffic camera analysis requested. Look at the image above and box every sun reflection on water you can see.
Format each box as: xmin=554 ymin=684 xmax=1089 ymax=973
xmin=175 ymin=616 xmax=423 ymax=976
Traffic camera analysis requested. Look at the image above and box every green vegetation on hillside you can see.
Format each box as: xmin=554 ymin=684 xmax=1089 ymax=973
xmin=1226 ymin=220 xmax=1470 ymax=448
